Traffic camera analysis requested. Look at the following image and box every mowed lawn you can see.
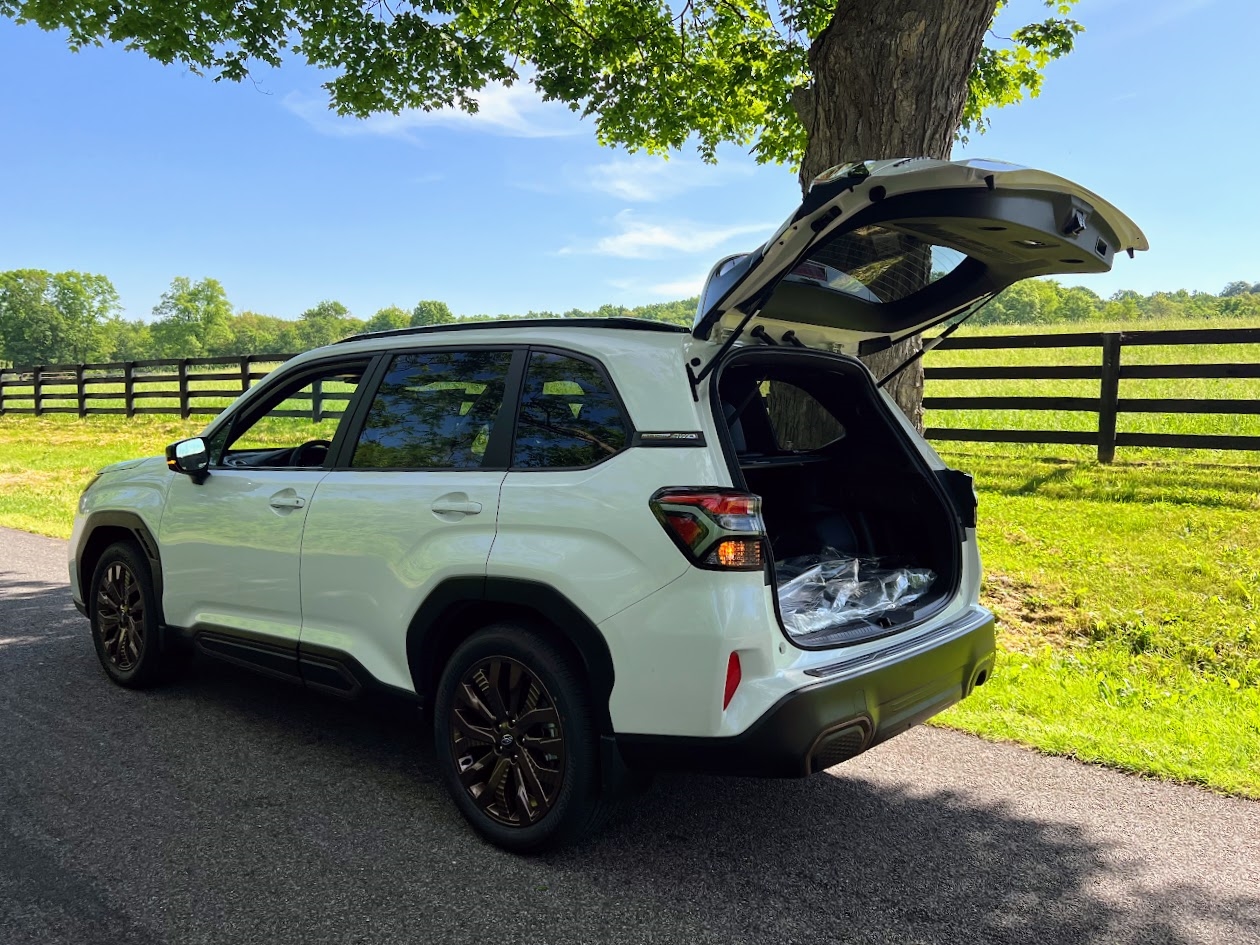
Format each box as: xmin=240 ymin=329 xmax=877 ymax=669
xmin=1 ymin=320 xmax=1257 ymax=796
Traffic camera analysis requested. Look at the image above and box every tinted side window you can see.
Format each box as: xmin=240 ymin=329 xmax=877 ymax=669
xmin=513 ymin=352 xmax=628 ymax=468
xmin=218 ymin=362 xmax=368 ymax=469
xmin=352 ymin=350 xmax=513 ymax=469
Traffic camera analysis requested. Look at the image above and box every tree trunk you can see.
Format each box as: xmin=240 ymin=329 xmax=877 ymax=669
xmin=791 ymin=0 xmax=996 ymax=431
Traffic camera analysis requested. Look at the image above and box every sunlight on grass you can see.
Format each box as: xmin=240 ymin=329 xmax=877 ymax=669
xmin=0 ymin=415 xmax=206 ymax=538
xmin=933 ymin=444 xmax=1260 ymax=798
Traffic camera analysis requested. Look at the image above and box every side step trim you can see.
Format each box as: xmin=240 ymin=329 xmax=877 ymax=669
xmin=186 ymin=627 xmax=417 ymax=703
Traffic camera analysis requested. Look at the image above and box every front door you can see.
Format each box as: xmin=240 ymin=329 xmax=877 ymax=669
xmin=158 ymin=357 xmax=372 ymax=645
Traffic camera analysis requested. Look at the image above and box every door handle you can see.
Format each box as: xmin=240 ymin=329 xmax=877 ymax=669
xmin=431 ymin=494 xmax=483 ymax=516
xmin=269 ymin=493 xmax=306 ymax=510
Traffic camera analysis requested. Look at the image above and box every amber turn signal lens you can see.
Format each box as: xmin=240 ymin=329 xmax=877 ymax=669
xmin=712 ymin=539 xmax=763 ymax=569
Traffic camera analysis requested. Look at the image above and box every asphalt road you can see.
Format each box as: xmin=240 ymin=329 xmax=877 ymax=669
xmin=2 ymin=526 xmax=1258 ymax=945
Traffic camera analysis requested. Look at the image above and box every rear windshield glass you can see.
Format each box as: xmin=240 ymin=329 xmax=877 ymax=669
xmin=789 ymin=225 xmax=966 ymax=304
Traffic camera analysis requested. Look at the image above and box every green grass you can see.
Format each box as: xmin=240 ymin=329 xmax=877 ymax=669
xmin=930 ymin=445 xmax=1260 ymax=797
xmin=0 ymin=415 xmax=206 ymax=536
xmin=922 ymin=320 xmax=1260 ymax=796
xmin=1 ymin=319 xmax=1257 ymax=797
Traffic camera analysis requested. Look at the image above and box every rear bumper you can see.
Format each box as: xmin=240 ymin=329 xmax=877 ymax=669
xmin=616 ymin=606 xmax=995 ymax=778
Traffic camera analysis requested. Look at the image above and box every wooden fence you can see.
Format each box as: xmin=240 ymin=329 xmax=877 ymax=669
xmin=0 ymin=355 xmax=297 ymax=419
xmin=923 ymin=326 xmax=1260 ymax=462
xmin=2 ymin=326 xmax=1259 ymax=462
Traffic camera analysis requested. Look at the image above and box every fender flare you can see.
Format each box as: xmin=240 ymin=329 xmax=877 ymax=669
xmin=75 ymin=510 xmax=165 ymax=611
xmin=406 ymin=576 xmax=616 ymax=734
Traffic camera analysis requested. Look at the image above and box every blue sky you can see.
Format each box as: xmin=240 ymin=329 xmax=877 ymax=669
xmin=0 ymin=0 xmax=1256 ymax=322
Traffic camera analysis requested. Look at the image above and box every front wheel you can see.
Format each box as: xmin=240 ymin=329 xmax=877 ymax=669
xmin=434 ymin=624 xmax=611 ymax=852
xmin=89 ymin=541 xmax=179 ymax=688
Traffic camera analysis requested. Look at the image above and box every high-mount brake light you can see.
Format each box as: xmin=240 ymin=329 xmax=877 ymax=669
xmin=649 ymin=488 xmax=766 ymax=571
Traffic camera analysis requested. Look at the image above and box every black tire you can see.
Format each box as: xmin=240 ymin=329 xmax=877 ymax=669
xmin=434 ymin=623 xmax=612 ymax=853
xmin=88 ymin=541 xmax=177 ymax=689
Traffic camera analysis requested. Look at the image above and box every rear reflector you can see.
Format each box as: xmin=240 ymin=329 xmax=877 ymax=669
xmin=723 ymin=652 xmax=741 ymax=710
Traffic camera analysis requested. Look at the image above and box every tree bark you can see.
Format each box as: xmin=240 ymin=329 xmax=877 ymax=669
xmin=793 ymin=0 xmax=997 ymax=431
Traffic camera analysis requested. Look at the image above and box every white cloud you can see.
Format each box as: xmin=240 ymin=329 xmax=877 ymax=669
xmin=583 ymin=155 xmax=754 ymax=202
xmin=647 ymin=275 xmax=708 ymax=296
xmin=563 ymin=210 xmax=770 ymax=259
xmin=282 ymin=83 xmax=582 ymax=141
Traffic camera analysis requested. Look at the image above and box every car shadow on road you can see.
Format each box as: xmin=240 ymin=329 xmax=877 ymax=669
xmin=4 ymin=574 xmax=1257 ymax=945
xmin=180 ymin=657 xmax=1259 ymax=945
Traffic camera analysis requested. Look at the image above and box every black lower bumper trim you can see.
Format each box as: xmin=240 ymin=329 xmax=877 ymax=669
xmin=616 ymin=607 xmax=995 ymax=778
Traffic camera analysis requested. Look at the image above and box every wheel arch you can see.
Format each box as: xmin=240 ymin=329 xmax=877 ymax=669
xmin=406 ymin=577 xmax=616 ymax=735
xmin=76 ymin=511 xmax=165 ymax=618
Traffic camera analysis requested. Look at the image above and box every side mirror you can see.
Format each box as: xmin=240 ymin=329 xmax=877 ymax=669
xmin=166 ymin=437 xmax=210 ymax=479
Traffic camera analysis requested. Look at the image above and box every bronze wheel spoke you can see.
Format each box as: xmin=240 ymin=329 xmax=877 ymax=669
xmin=507 ymin=661 xmax=527 ymax=715
xmin=458 ymin=750 xmax=497 ymax=788
xmin=519 ymin=733 xmax=562 ymax=752
xmin=517 ymin=751 xmax=549 ymax=814
xmin=511 ymin=764 xmax=541 ymax=824
xmin=474 ymin=756 xmax=511 ymax=810
xmin=516 ymin=706 xmax=558 ymax=730
xmin=101 ymin=622 xmax=121 ymax=657
xmin=480 ymin=658 xmax=511 ymax=722
xmin=124 ymin=624 xmax=141 ymax=664
xmin=528 ymin=755 xmax=562 ymax=788
xmin=456 ymin=682 xmax=497 ymax=727
xmin=452 ymin=711 xmax=496 ymax=748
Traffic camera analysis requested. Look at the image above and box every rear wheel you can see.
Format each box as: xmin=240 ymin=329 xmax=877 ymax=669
xmin=89 ymin=541 xmax=178 ymax=688
xmin=434 ymin=624 xmax=610 ymax=852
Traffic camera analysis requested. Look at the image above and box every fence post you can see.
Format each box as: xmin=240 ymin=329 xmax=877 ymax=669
xmin=76 ymin=364 xmax=87 ymax=418
xmin=311 ymin=378 xmax=323 ymax=422
xmin=33 ymin=366 xmax=43 ymax=416
xmin=239 ymin=356 xmax=251 ymax=395
xmin=124 ymin=362 xmax=136 ymax=417
xmin=178 ymin=359 xmax=190 ymax=419
xmin=0 ymin=369 xmax=6 ymax=416
xmin=1097 ymin=332 xmax=1122 ymax=463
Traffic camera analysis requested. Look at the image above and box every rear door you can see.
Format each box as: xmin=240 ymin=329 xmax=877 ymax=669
xmin=693 ymin=158 xmax=1148 ymax=355
xmin=297 ymin=347 xmax=521 ymax=692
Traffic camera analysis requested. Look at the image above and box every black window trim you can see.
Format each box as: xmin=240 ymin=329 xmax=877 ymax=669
xmin=205 ymin=352 xmax=383 ymax=471
xmin=506 ymin=344 xmax=637 ymax=473
xmin=332 ymin=344 xmax=526 ymax=473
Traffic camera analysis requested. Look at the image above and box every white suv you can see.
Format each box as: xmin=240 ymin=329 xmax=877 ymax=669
xmin=70 ymin=159 xmax=1145 ymax=851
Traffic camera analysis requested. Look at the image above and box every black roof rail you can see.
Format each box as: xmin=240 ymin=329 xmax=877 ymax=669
xmin=336 ymin=317 xmax=690 ymax=344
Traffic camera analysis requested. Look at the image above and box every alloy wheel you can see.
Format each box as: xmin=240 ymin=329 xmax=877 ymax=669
xmin=96 ymin=561 xmax=145 ymax=671
xmin=450 ymin=656 xmax=565 ymax=827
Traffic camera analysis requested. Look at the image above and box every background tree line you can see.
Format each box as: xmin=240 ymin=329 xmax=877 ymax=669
xmin=2 ymin=268 xmax=1258 ymax=367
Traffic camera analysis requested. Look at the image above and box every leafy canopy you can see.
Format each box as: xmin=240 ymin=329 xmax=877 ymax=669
xmin=4 ymin=0 xmax=1081 ymax=164
xmin=0 ymin=269 xmax=119 ymax=364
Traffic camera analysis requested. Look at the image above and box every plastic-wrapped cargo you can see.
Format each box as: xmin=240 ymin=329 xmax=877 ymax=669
xmin=776 ymin=550 xmax=936 ymax=637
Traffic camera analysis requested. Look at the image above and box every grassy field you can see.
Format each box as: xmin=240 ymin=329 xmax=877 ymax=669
xmin=931 ymin=444 xmax=1259 ymax=796
xmin=1 ymin=320 xmax=1257 ymax=796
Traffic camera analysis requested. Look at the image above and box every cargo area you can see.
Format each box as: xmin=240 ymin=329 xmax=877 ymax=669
xmin=713 ymin=348 xmax=962 ymax=647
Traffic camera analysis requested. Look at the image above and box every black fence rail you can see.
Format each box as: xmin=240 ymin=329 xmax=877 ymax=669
xmin=923 ymin=327 xmax=1260 ymax=462
xmin=0 ymin=355 xmax=297 ymax=419
xmin=3 ymin=327 xmax=1259 ymax=462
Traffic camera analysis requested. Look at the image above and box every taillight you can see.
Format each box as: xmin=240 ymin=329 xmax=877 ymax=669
xmin=650 ymin=488 xmax=766 ymax=571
